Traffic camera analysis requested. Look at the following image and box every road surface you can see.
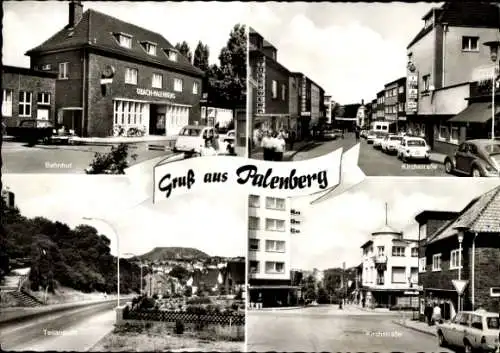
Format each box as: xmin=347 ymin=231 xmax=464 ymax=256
xmin=247 ymin=305 xmax=454 ymax=352
xmin=290 ymin=134 xmax=448 ymax=176
xmin=1 ymin=300 xmax=124 ymax=351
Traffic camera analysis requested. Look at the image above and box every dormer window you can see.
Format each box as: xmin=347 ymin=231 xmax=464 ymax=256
xmin=165 ymin=49 xmax=178 ymax=62
xmin=113 ymin=32 xmax=132 ymax=49
xmin=142 ymin=41 xmax=157 ymax=56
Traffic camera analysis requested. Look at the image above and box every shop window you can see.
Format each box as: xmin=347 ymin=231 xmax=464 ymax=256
xmin=462 ymin=36 xmax=479 ymax=52
xmin=174 ymin=78 xmax=183 ymax=92
xmin=37 ymin=92 xmax=51 ymax=105
xmin=58 ymin=62 xmax=69 ymax=80
xmin=125 ymin=68 xmax=138 ymax=85
xmin=2 ymin=89 xmax=13 ymax=117
xmin=265 ymin=218 xmax=285 ymax=232
xmin=19 ymin=91 xmax=32 ymax=117
xmin=450 ymin=126 xmax=459 ymax=144
xmin=152 ymin=73 xmax=163 ymax=89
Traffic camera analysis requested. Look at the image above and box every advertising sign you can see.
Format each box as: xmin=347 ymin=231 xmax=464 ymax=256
xmin=406 ymin=70 xmax=419 ymax=114
xmin=256 ymin=58 xmax=266 ymax=114
xmin=301 ymin=75 xmax=307 ymax=113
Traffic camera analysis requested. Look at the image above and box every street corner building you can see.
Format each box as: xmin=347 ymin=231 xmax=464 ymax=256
xmin=22 ymin=1 xmax=204 ymax=138
xmin=247 ymin=194 xmax=303 ymax=308
xmin=415 ymin=185 xmax=500 ymax=321
xmin=248 ymin=28 xmax=325 ymax=148
xmin=2 ymin=66 xmax=57 ymax=129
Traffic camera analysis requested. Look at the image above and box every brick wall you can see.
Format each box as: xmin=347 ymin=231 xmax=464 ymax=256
xmin=263 ymin=60 xmax=289 ymax=115
xmin=2 ymin=71 xmax=57 ymax=127
xmin=473 ymin=235 xmax=500 ymax=312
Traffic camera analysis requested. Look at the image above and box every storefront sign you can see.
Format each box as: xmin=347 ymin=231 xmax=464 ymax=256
xmin=256 ymin=58 xmax=266 ymax=114
xmin=301 ymin=112 xmax=311 ymax=116
xmin=137 ymin=88 xmax=175 ymax=100
xmin=406 ymin=71 xmax=419 ymax=114
xmin=301 ymin=76 xmax=307 ymax=113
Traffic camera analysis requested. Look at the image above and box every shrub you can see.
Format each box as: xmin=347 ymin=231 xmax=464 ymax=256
xmin=186 ymin=305 xmax=208 ymax=315
xmin=152 ymin=293 xmax=159 ymax=300
xmin=234 ymin=289 xmax=243 ymax=300
xmin=186 ymin=297 xmax=212 ymax=305
xmin=86 ymin=143 xmax=137 ymax=174
xmin=174 ymin=320 xmax=185 ymax=335
xmin=139 ymin=297 xmax=156 ymax=311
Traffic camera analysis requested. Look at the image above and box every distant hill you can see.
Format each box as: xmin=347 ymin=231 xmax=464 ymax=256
xmin=137 ymin=247 xmax=210 ymax=262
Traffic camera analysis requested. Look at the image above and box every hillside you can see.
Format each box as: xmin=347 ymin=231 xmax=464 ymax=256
xmin=137 ymin=247 xmax=210 ymax=262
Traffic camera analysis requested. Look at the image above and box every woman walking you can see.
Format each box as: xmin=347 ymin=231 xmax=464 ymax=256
xmin=274 ymin=132 xmax=286 ymax=161
xmin=261 ymin=130 xmax=273 ymax=161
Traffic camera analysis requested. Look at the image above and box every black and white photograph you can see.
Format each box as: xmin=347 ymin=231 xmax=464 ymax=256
xmin=2 ymin=1 xmax=247 ymax=174
xmin=0 ymin=175 xmax=246 ymax=352
xmin=247 ymin=2 xmax=500 ymax=177
xmin=246 ymin=178 xmax=500 ymax=352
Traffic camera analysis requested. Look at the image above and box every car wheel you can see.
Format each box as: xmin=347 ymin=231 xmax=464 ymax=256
xmin=471 ymin=167 xmax=482 ymax=177
xmin=444 ymin=159 xmax=453 ymax=174
xmin=464 ymin=340 xmax=473 ymax=353
xmin=437 ymin=331 xmax=447 ymax=347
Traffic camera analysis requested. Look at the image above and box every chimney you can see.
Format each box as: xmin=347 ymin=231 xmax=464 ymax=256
xmin=69 ymin=0 xmax=83 ymax=28
xmin=361 ymin=99 xmax=364 ymax=105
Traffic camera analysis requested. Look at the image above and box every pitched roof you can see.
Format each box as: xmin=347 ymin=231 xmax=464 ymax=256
xmin=372 ymin=224 xmax=402 ymax=235
xmin=25 ymin=9 xmax=204 ymax=77
xmin=2 ymin=65 xmax=57 ymax=79
xmin=427 ymin=185 xmax=500 ymax=244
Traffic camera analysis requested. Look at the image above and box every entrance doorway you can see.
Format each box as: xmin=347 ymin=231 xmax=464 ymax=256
xmin=149 ymin=104 xmax=166 ymax=135
xmin=60 ymin=109 xmax=83 ymax=136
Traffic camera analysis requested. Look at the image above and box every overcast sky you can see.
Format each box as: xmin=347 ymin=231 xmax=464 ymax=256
xmin=3 ymin=174 xmax=246 ymax=258
xmin=249 ymin=2 xmax=441 ymax=104
xmin=2 ymin=1 xmax=249 ymax=68
xmin=290 ymin=178 xmax=500 ymax=271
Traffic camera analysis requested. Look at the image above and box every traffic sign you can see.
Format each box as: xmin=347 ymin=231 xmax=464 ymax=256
xmin=452 ymin=280 xmax=469 ymax=295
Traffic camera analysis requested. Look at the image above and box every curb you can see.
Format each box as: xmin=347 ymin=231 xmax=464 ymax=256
xmin=285 ymin=141 xmax=319 ymax=161
xmin=392 ymin=319 xmax=436 ymax=337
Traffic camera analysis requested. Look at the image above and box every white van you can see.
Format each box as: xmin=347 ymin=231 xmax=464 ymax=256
xmin=371 ymin=121 xmax=391 ymax=133
xmin=173 ymin=125 xmax=218 ymax=154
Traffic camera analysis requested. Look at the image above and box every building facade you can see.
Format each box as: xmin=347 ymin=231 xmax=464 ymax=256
xmin=360 ymin=225 xmax=420 ymax=309
xmin=416 ymin=186 xmax=500 ymax=319
xmin=405 ymin=2 xmax=500 ymax=152
xmin=384 ymin=77 xmax=407 ymax=132
xmin=376 ymin=90 xmax=385 ymax=121
xmin=2 ymin=66 xmax=57 ymax=128
xmin=25 ymin=1 xmax=203 ymax=137
xmin=324 ymin=95 xmax=333 ymax=125
xmin=248 ymin=194 xmax=301 ymax=308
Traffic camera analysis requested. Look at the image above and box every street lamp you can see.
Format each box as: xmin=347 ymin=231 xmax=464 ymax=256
xmin=124 ymin=253 xmax=143 ymax=295
xmin=83 ymin=217 xmax=120 ymax=308
xmin=483 ymin=40 xmax=500 ymax=140
xmin=454 ymin=226 xmax=467 ymax=312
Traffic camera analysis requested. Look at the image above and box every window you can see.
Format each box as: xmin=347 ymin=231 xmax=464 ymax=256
xmin=265 ymin=240 xmax=285 ymax=252
xmin=419 ymin=224 xmax=427 ymax=239
xmin=144 ymin=42 xmax=157 ymax=55
xmin=410 ymin=267 xmax=418 ymax=283
xmin=2 ymin=89 xmax=13 ymax=117
xmin=40 ymin=64 xmax=51 ymax=71
xmin=377 ymin=246 xmax=385 ymax=256
xmin=151 ymin=73 xmax=162 ymax=89
xmin=37 ymin=92 xmax=51 ymax=105
xmin=391 ymin=267 xmax=406 ymax=283
xmin=113 ymin=101 xmax=147 ymax=127
xmin=192 ymin=82 xmax=199 ymax=95
xmin=491 ymin=287 xmax=500 ymax=297
xmin=174 ymin=78 xmax=183 ymax=92
xmin=419 ymin=257 xmax=426 ymax=272
xmin=265 ymin=218 xmax=285 ymax=232
xmin=422 ymin=74 xmax=430 ymax=91
xmin=249 ymin=239 xmax=260 ymax=251
xmin=432 ymin=253 xmax=442 ymax=271
xmin=376 ymin=273 xmax=384 ymax=285
xmin=249 ymin=261 xmax=259 ymax=273
xmin=248 ymin=216 xmax=260 ymax=230
xmin=265 ymin=197 xmax=286 ymax=210
xmin=398 ymin=86 xmax=404 ymax=94
xmin=450 ymin=126 xmax=459 ymax=143
xmin=462 ymin=36 xmax=479 ymax=52
xmin=439 ymin=125 xmax=448 ymax=140
xmin=410 ymin=248 xmax=418 ymax=257
xmin=125 ymin=68 xmax=138 ymax=85
xmin=248 ymin=195 xmax=260 ymax=208
xmin=399 ymin=103 xmax=404 ymax=112
xmin=168 ymin=50 xmax=178 ymax=62
xmin=450 ymin=249 xmax=462 ymax=270
xmin=281 ymin=84 xmax=286 ymax=101
xmin=18 ymin=91 xmax=32 ymax=117
xmin=265 ymin=261 xmax=285 ymax=274
xmin=471 ymin=315 xmax=483 ymax=330
xmin=118 ymin=34 xmax=132 ymax=48
xmin=58 ymin=62 xmax=69 ymax=79
xmin=272 ymin=80 xmax=278 ymax=99
xmin=392 ymin=246 xmax=405 ymax=257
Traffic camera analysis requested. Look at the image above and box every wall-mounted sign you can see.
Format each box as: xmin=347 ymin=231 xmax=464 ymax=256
xmin=102 ymin=65 xmax=116 ymax=79
xmin=256 ymin=57 xmax=266 ymax=114
xmin=301 ymin=112 xmax=311 ymax=117
xmin=137 ymin=88 xmax=175 ymax=99
xmin=406 ymin=70 xmax=419 ymax=114
xmin=301 ymin=76 xmax=307 ymax=113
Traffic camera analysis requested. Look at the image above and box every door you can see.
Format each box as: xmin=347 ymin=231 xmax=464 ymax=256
xmin=455 ymin=143 xmax=471 ymax=173
xmin=446 ymin=313 xmax=464 ymax=346
xmin=37 ymin=108 xmax=49 ymax=121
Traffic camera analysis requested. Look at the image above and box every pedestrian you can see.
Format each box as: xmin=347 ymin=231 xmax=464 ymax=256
xmin=424 ymin=301 xmax=433 ymax=326
xmin=355 ymin=126 xmax=360 ymax=142
xmin=201 ymin=138 xmax=217 ymax=156
xmin=274 ymin=132 xmax=286 ymax=161
xmin=432 ymin=301 xmax=442 ymax=325
xmin=261 ymin=130 xmax=273 ymax=161
xmin=289 ymin=130 xmax=296 ymax=150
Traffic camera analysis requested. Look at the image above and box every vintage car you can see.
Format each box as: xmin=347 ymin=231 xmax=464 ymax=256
xmin=444 ymin=139 xmax=500 ymax=177
xmin=397 ymin=136 xmax=431 ymax=162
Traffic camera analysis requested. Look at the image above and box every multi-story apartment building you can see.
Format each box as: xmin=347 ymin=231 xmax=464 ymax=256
xmin=384 ymin=77 xmax=407 ymax=132
xmin=370 ymin=98 xmax=378 ymax=125
xmin=2 ymin=66 xmax=57 ymax=128
xmin=376 ymin=89 xmax=385 ymax=120
xmin=360 ymin=223 xmax=420 ymax=309
xmin=25 ymin=1 xmax=203 ymax=137
xmin=248 ymin=194 xmax=301 ymax=308
xmin=416 ymin=185 xmax=500 ymax=320
xmin=405 ymin=2 xmax=500 ymax=153
xmin=324 ymin=95 xmax=333 ymax=125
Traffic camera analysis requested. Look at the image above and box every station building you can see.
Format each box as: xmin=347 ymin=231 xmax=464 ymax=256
xmin=25 ymin=1 xmax=204 ymax=137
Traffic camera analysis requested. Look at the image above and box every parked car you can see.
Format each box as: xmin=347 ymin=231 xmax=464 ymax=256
xmin=373 ymin=131 xmax=389 ymax=149
xmin=436 ymin=309 xmax=499 ymax=353
xmin=381 ymin=134 xmax=403 ymax=154
xmin=222 ymin=129 xmax=236 ymax=154
xmin=174 ymin=125 xmax=218 ymax=154
xmin=444 ymin=139 xmax=500 ymax=177
xmin=322 ymin=128 xmax=343 ymax=140
xmin=6 ymin=119 xmax=55 ymax=144
xmin=397 ymin=136 xmax=431 ymax=162
xmin=366 ymin=130 xmax=377 ymax=144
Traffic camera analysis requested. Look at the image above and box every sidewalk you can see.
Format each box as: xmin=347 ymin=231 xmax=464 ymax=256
xmin=70 ymin=135 xmax=177 ymax=146
xmin=392 ymin=317 xmax=438 ymax=337
xmin=250 ymin=139 xmax=318 ymax=161
xmin=430 ymin=152 xmax=446 ymax=164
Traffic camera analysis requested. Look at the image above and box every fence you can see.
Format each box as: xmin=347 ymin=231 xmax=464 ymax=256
xmin=124 ymin=309 xmax=245 ymax=326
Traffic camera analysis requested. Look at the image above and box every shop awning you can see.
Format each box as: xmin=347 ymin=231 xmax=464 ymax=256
xmin=449 ymin=102 xmax=499 ymax=123
xmin=335 ymin=117 xmax=357 ymax=121
xmin=248 ymin=285 xmax=300 ymax=290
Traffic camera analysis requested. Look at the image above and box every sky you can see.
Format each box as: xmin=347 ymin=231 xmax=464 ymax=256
xmin=249 ymin=2 xmax=442 ymax=105
xmin=2 ymin=1 xmax=250 ymax=68
xmin=290 ymin=178 xmax=500 ymax=271
xmin=2 ymin=174 xmax=247 ymax=258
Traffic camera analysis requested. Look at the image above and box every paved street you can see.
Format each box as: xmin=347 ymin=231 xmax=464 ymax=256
xmin=290 ymin=134 xmax=448 ymax=176
xmin=1 ymin=300 xmax=122 ymax=351
xmin=247 ymin=305 xmax=454 ymax=352
xmin=1 ymin=141 xmax=172 ymax=173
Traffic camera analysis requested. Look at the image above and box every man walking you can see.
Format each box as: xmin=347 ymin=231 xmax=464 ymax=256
xmin=355 ymin=125 xmax=360 ymax=142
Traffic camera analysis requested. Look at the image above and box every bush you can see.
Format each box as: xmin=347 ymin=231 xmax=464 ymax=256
xmin=234 ymin=289 xmax=243 ymax=300
xmin=152 ymin=293 xmax=159 ymax=300
xmin=186 ymin=297 xmax=212 ymax=305
xmin=186 ymin=305 xmax=208 ymax=315
xmin=174 ymin=320 xmax=185 ymax=334
xmin=139 ymin=297 xmax=156 ymax=311
xmin=86 ymin=143 xmax=137 ymax=174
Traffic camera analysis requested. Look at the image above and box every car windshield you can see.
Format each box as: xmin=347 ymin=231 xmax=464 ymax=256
xmin=390 ymin=136 xmax=402 ymax=141
xmin=179 ymin=127 xmax=202 ymax=136
xmin=483 ymin=143 xmax=500 ymax=155
xmin=407 ymin=139 xmax=426 ymax=147
xmin=486 ymin=316 xmax=500 ymax=329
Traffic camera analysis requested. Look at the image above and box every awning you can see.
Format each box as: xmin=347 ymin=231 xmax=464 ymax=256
xmin=248 ymin=285 xmax=300 ymax=290
xmin=335 ymin=117 xmax=357 ymax=121
xmin=449 ymin=102 xmax=500 ymax=123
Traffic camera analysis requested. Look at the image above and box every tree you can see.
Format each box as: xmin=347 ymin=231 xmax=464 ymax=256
xmin=193 ymin=41 xmax=209 ymax=72
xmin=331 ymin=102 xmax=345 ymax=119
xmin=301 ymin=275 xmax=317 ymax=302
xmin=169 ymin=265 xmax=189 ymax=282
xmin=175 ymin=41 xmax=192 ymax=63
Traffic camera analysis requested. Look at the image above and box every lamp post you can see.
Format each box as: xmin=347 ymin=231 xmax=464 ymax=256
xmin=455 ymin=229 xmax=465 ymax=312
xmin=483 ymin=40 xmax=499 ymax=140
xmin=124 ymin=252 xmax=143 ymax=295
xmin=83 ymin=217 xmax=120 ymax=308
